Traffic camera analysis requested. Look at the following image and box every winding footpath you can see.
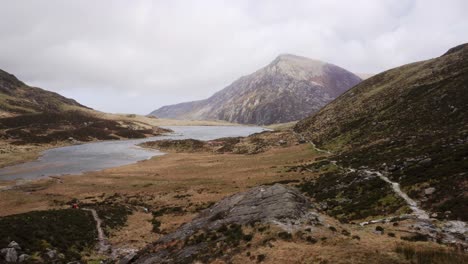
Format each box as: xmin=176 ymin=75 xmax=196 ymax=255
xmin=82 ymin=208 xmax=111 ymax=254
xmin=297 ymin=133 xmax=466 ymax=249
xmin=362 ymin=170 xmax=430 ymax=220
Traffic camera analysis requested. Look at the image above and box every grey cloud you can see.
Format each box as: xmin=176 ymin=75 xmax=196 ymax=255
xmin=0 ymin=0 xmax=467 ymax=113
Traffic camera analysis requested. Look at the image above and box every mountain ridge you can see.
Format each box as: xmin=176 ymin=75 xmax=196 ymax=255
xmin=150 ymin=55 xmax=361 ymax=125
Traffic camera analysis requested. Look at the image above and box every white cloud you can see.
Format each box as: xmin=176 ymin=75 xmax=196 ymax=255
xmin=0 ymin=0 xmax=467 ymax=114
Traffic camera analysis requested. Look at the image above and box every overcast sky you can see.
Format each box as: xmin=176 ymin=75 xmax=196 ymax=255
xmin=0 ymin=0 xmax=467 ymax=114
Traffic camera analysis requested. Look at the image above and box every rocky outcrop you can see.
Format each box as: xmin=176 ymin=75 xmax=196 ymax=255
xmin=150 ymin=54 xmax=361 ymax=125
xmin=0 ymin=240 xmax=72 ymax=263
xmin=124 ymin=184 xmax=322 ymax=263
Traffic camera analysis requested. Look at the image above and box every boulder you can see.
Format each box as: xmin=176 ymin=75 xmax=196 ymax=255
xmin=45 ymin=248 xmax=58 ymax=260
xmin=7 ymin=241 xmax=21 ymax=250
xmin=18 ymin=254 xmax=30 ymax=263
xmin=424 ymin=187 xmax=436 ymax=195
xmin=2 ymin=248 xmax=17 ymax=263
xmin=126 ymin=184 xmax=322 ymax=264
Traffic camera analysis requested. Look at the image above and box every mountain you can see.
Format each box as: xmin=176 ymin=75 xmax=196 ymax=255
xmin=150 ymin=54 xmax=362 ymax=125
xmin=0 ymin=68 xmax=170 ymax=147
xmin=0 ymin=69 xmax=87 ymax=117
xmin=295 ymin=43 xmax=468 ymax=221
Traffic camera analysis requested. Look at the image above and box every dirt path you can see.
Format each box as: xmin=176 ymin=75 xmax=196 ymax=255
xmin=83 ymin=208 xmax=111 ymax=254
xmin=362 ymin=170 xmax=430 ymax=220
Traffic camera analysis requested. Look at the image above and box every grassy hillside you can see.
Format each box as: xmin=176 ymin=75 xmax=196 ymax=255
xmin=0 ymin=69 xmax=87 ymax=116
xmin=295 ymin=43 xmax=468 ymax=221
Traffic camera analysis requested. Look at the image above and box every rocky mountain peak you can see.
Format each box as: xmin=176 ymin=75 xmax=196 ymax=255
xmin=150 ymin=55 xmax=361 ymax=125
xmin=266 ymin=54 xmax=326 ymax=80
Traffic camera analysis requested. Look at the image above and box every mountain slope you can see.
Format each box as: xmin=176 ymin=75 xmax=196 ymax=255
xmin=151 ymin=54 xmax=361 ymax=125
xmin=295 ymin=43 xmax=468 ymax=221
xmin=0 ymin=69 xmax=88 ymax=117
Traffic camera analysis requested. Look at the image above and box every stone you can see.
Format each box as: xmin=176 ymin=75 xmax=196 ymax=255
xmin=418 ymin=158 xmax=432 ymax=166
xmin=18 ymin=254 xmax=30 ymax=263
xmin=127 ymin=184 xmax=322 ymax=264
xmin=2 ymin=248 xmax=17 ymax=262
xmin=45 ymin=249 xmax=57 ymax=260
xmin=7 ymin=241 xmax=21 ymax=250
xmin=424 ymin=187 xmax=436 ymax=195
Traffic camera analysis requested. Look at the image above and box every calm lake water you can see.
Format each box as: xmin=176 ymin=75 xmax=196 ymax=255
xmin=0 ymin=126 xmax=265 ymax=181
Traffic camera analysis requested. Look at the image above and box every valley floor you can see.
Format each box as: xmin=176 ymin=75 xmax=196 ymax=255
xmin=1 ymin=136 xmax=466 ymax=263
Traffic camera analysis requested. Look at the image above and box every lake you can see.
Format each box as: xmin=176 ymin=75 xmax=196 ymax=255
xmin=0 ymin=126 xmax=265 ymax=181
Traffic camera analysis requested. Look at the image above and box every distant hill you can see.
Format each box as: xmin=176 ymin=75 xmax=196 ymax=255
xmin=295 ymin=43 xmax=468 ymax=221
xmin=150 ymin=54 xmax=361 ymax=125
xmin=0 ymin=69 xmax=88 ymax=117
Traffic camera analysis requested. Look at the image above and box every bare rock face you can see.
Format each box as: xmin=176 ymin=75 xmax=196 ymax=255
xmin=125 ymin=184 xmax=321 ymax=264
xmin=150 ymin=55 xmax=361 ymax=125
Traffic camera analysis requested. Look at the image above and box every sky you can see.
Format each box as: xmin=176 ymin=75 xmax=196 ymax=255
xmin=0 ymin=0 xmax=467 ymax=114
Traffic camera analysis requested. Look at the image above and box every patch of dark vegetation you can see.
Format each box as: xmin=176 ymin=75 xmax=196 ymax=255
xmin=139 ymin=131 xmax=298 ymax=155
xmin=0 ymin=110 xmax=169 ymax=144
xmin=285 ymin=159 xmax=331 ymax=173
xmin=150 ymin=206 xmax=186 ymax=233
xmin=192 ymin=201 xmax=216 ymax=212
xmin=141 ymin=139 xmax=207 ymax=153
xmin=152 ymin=206 xmax=185 ymax=217
xmin=395 ymin=244 xmax=468 ymax=264
xmin=375 ymin=226 xmax=384 ymax=233
xmin=0 ymin=209 xmax=96 ymax=262
xmin=151 ymin=218 xmax=162 ymax=233
xmin=298 ymin=170 xmax=406 ymax=221
xmin=87 ymin=205 xmax=132 ymax=236
xmin=264 ymin=179 xmax=300 ymax=185
xmin=180 ymin=224 xmax=254 ymax=263
xmin=400 ymin=233 xmax=430 ymax=242
xmin=277 ymin=231 xmax=292 ymax=240
xmin=256 ymin=254 xmax=266 ymax=262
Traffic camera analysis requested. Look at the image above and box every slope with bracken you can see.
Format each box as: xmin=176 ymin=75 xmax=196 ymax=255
xmin=295 ymin=43 xmax=468 ymax=221
xmin=150 ymin=54 xmax=361 ymax=125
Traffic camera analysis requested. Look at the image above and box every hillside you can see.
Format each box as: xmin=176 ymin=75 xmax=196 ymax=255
xmin=0 ymin=69 xmax=87 ymax=117
xmin=295 ymin=43 xmax=468 ymax=221
xmin=150 ymin=54 xmax=361 ymax=125
xmin=0 ymin=68 xmax=172 ymax=168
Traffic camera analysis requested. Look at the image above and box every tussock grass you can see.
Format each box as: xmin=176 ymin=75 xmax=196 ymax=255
xmin=395 ymin=244 xmax=468 ymax=264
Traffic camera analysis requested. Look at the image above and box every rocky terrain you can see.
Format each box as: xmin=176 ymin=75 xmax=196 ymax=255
xmin=125 ymin=184 xmax=322 ymax=264
xmin=295 ymin=43 xmax=468 ymax=222
xmin=150 ymin=54 xmax=361 ymax=125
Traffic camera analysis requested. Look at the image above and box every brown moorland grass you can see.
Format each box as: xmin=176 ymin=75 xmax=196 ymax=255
xmin=1 ymin=142 xmax=466 ymax=263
